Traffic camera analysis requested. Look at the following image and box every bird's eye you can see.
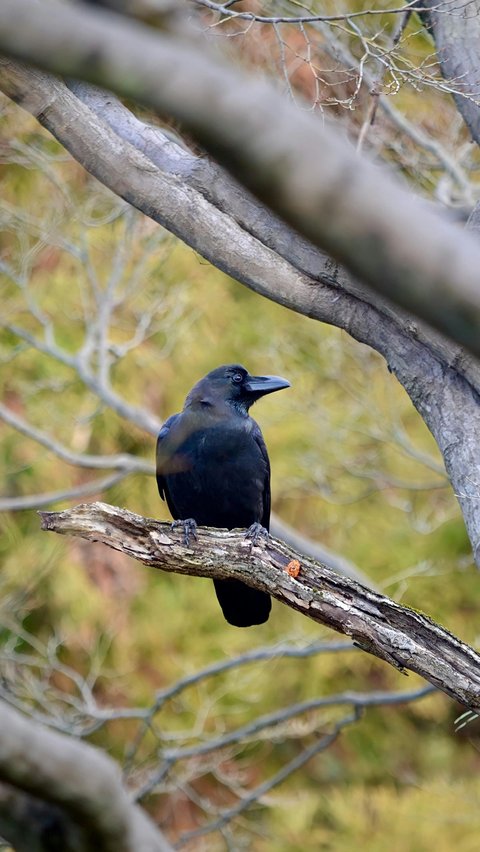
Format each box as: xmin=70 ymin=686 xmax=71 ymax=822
xmin=232 ymin=373 xmax=243 ymax=384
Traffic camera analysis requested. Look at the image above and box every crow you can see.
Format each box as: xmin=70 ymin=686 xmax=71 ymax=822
xmin=156 ymin=364 xmax=290 ymax=627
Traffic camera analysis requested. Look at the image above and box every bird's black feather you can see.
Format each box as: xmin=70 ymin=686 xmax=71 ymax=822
xmin=156 ymin=364 xmax=289 ymax=627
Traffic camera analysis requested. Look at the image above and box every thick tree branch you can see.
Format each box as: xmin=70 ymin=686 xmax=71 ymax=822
xmin=0 ymin=700 xmax=173 ymax=852
xmin=40 ymin=502 xmax=480 ymax=713
xmin=68 ymin=78 xmax=480 ymax=391
xmin=4 ymin=62 xmax=478 ymax=394
xmin=2 ymin=1 xmax=480 ymax=355
xmin=419 ymin=1 xmax=480 ymax=145
xmin=0 ymin=782 xmax=86 ymax=852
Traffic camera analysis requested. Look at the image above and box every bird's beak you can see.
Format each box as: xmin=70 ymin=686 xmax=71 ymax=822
xmin=244 ymin=374 xmax=291 ymax=397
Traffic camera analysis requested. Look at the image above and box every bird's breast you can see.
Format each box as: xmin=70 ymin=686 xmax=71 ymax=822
xmin=165 ymin=422 xmax=267 ymax=529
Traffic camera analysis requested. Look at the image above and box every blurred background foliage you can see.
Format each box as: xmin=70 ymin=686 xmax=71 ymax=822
xmin=2 ymin=0 xmax=480 ymax=848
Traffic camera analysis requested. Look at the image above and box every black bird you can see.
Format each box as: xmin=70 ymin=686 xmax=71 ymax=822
xmin=156 ymin=364 xmax=290 ymax=627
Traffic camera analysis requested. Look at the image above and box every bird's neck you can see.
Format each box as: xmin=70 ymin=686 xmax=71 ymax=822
xmin=227 ymin=399 xmax=250 ymax=418
xmin=185 ymin=398 xmax=250 ymax=420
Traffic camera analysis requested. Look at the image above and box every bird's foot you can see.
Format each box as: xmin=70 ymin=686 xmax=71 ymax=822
xmin=172 ymin=518 xmax=198 ymax=546
xmin=245 ymin=522 xmax=269 ymax=547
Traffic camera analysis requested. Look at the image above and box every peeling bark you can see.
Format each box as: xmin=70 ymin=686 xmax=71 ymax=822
xmin=41 ymin=502 xmax=480 ymax=713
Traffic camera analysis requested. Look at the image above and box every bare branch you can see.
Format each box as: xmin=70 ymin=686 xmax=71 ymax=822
xmin=3 ymin=323 xmax=161 ymax=436
xmin=0 ymin=610 xmax=434 ymax=833
xmin=194 ymin=0 xmax=425 ymax=25
xmin=175 ymin=708 xmax=362 ymax=846
xmin=40 ymin=502 xmax=480 ymax=713
xmin=0 ymin=403 xmax=153 ymax=474
xmin=134 ymin=683 xmax=434 ymax=802
xmin=0 ymin=472 xmax=131 ymax=512
xmin=315 ymin=18 xmax=473 ymax=199
xmin=124 ymin=637 xmax=359 ymax=772
xmin=2 ymin=3 xmax=480 ymax=354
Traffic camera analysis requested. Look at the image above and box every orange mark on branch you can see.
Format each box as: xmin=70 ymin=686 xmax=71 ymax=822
xmin=285 ymin=559 xmax=301 ymax=578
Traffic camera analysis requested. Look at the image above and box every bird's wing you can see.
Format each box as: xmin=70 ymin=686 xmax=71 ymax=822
xmin=252 ymin=421 xmax=271 ymax=531
xmin=155 ymin=413 xmax=181 ymax=503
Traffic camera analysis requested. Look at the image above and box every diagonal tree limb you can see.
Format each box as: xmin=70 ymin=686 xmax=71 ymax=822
xmin=0 ymin=472 xmax=133 ymax=512
xmin=4 ymin=61 xmax=479 ymax=397
xmin=2 ymin=1 xmax=480 ymax=355
xmin=67 ymin=79 xmax=480 ymax=392
xmin=40 ymin=501 xmax=480 ymax=713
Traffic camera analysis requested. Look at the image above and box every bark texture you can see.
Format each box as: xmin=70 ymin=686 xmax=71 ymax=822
xmin=2 ymin=1 xmax=480 ymax=353
xmin=419 ymin=0 xmax=480 ymax=145
xmin=41 ymin=502 xmax=480 ymax=714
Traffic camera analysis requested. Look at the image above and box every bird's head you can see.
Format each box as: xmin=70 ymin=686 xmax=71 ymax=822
xmin=185 ymin=364 xmax=290 ymax=415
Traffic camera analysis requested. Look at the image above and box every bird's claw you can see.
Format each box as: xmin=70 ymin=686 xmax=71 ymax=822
xmin=245 ymin=522 xmax=269 ymax=547
xmin=172 ymin=518 xmax=198 ymax=546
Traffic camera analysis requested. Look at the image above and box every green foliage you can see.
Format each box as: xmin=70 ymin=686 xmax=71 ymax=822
xmin=269 ymin=777 xmax=480 ymax=851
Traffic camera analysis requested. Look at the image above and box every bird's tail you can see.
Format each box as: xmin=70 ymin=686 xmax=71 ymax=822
xmin=213 ymin=579 xmax=271 ymax=627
